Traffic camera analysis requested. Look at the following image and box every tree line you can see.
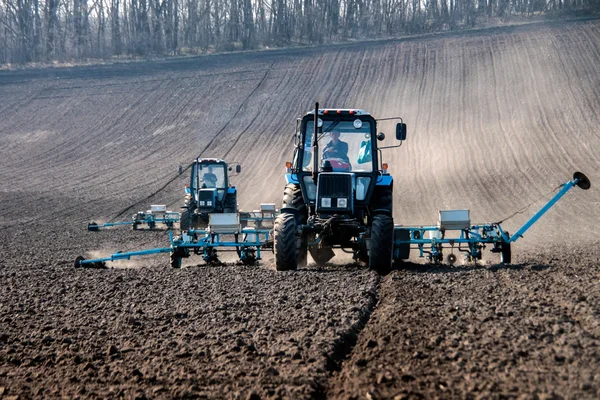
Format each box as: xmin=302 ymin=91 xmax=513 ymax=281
xmin=0 ymin=0 xmax=597 ymax=64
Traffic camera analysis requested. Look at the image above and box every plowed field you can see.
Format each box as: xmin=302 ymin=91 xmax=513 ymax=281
xmin=1 ymin=18 xmax=599 ymax=399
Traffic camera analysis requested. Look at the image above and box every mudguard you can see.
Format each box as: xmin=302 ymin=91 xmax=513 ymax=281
xmin=372 ymin=208 xmax=393 ymax=216
xmin=285 ymin=173 xmax=300 ymax=184
xmin=227 ymin=187 xmax=237 ymax=195
xmin=375 ymin=175 xmax=393 ymax=187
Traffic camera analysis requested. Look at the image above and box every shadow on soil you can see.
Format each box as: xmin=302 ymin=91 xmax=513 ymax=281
xmin=395 ymin=261 xmax=552 ymax=274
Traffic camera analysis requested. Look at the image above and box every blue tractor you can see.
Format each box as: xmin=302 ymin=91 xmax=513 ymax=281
xmin=274 ymin=104 xmax=406 ymax=275
xmin=180 ymin=158 xmax=241 ymax=230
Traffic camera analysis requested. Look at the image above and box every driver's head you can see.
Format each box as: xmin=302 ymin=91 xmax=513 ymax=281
xmin=331 ymin=131 xmax=340 ymax=143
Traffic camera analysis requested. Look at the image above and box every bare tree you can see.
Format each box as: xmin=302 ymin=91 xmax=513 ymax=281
xmin=0 ymin=0 xmax=595 ymax=65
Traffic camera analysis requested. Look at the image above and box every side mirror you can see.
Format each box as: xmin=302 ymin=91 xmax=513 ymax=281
xmin=377 ymin=132 xmax=385 ymax=141
xmin=396 ymin=123 xmax=407 ymax=141
xmin=236 ymin=165 xmax=242 ymax=173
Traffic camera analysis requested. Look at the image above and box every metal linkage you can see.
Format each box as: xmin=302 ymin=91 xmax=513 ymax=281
xmin=87 ymin=221 xmax=132 ymax=231
xmin=393 ymin=172 xmax=590 ymax=265
xmin=74 ymin=248 xmax=173 ymax=269
xmin=132 ymin=211 xmax=180 ymax=230
xmin=394 ymin=223 xmax=510 ymax=264
xmin=172 ymin=227 xmax=272 ymax=266
xmin=508 ymin=171 xmax=590 ymax=242
xmin=88 ymin=206 xmax=180 ymax=231
xmin=76 ymin=217 xmax=273 ymax=269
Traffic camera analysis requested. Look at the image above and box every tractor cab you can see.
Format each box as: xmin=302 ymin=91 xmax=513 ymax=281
xmin=181 ymin=158 xmax=241 ymax=230
xmin=192 ymin=160 xmax=229 ymax=214
xmin=292 ymin=108 xmax=405 ymax=219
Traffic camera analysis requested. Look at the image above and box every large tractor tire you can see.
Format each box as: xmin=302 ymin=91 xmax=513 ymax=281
xmin=282 ymin=183 xmax=307 ymax=216
xmin=196 ymin=214 xmax=209 ymax=229
xmin=371 ymin=186 xmax=393 ymax=214
xmin=369 ymin=214 xmax=394 ymax=275
xmin=274 ymin=213 xmax=307 ymax=271
xmin=180 ymin=209 xmax=192 ymax=231
xmin=181 ymin=208 xmax=208 ymax=230
xmin=224 ymin=192 xmax=237 ymax=213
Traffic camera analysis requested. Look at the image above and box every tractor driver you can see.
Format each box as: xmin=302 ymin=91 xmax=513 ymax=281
xmin=322 ymin=131 xmax=349 ymax=163
xmin=202 ymin=166 xmax=218 ymax=188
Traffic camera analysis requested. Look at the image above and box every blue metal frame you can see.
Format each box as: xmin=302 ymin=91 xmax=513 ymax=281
xmin=176 ymin=228 xmax=271 ymax=263
xmin=393 ymin=223 xmax=508 ymax=263
xmin=88 ymin=214 xmax=180 ymax=231
xmin=508 ymin=179 xmax=578 ymax=243
xmin=77 ymin=247 xmax=174 ymax=265
xmin=79 ymin=173 xmax=587 ymax=268
xmin=88 ymin=209 xmax=275 ymax=232
xmin=77 ymin=227 xmax=273 ymax=268
xmin=393 ymin=173 xmax=588 ymax=263
xmin=88 ymin=221 xmax=132 ymax=230
xmin=79 ymin=209 xmax=277 ymax=268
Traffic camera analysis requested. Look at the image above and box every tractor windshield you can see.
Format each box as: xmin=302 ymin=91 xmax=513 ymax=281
xmin=198 ymin=164 xmax=226 ymax=189
xmin=302 ymin=120 xmax=373 ymax=172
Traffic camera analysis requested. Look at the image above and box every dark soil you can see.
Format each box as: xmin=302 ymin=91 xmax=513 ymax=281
xmin=329 ymin=245 xmax=600 ymax=399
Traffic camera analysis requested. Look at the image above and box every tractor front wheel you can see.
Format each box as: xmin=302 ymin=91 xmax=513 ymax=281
xmin=369 ymin=214 xmax=394 ymax=275
xmin=274 ymin=213 xmax=306 ymax=271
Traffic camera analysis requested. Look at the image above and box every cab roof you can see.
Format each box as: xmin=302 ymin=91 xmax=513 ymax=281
xmin=196 ymin=158 xmax=227 ymax=164
xmin=306 ymin=109 xmax=371 ymax=116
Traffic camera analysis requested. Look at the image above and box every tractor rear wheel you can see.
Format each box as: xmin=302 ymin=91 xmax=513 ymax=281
xmin=224 ymin=192 xmax=237 ymax=213
xmin=274 ymin=212 xmax=306 ymax=271
xmin=180 ymin=209 xmax=192 ymax=231
xmin=369 ymin=214 xmax=394 ymax=275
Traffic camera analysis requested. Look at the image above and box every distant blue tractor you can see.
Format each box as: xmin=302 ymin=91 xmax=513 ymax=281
xmin=274 ymin=104 xmax=407 ymax=275
xmin=180 ymin=158 xmax=241 ymax=230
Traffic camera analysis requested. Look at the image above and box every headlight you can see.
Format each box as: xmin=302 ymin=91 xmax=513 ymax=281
xmin=207 ymin=201 xmax=212 ymax=206
xmin=337 ymin=198 xmax=347 ymax=208
xmin=200 ymin=201 xmax=206 ymax=206
xmin=321 ymin=197 xmax=331 ymax=208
